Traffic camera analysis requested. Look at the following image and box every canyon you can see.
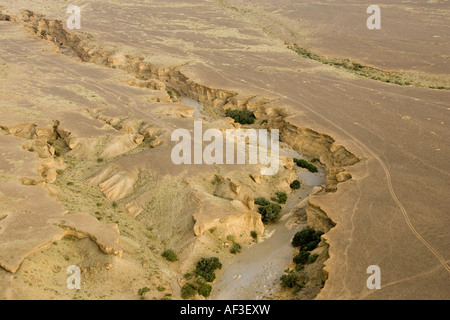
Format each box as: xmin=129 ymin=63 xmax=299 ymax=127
xmin=0 ymin=0 xmax=449 ymax=300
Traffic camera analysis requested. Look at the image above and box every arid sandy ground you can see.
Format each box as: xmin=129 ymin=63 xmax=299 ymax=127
xmin=0 ymin=0 xmax=449 ymax=300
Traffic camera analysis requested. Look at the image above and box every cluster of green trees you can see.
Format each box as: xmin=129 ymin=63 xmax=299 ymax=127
xmin=280 ymin=227 xmax=324 ymax=292
xmin=182 ymin=257 xmax=222 ymax=299
xmin=255 ymin=197 xmax=270 ymax=206
xmin=293 ymin=158 xmax=318 ymax=173
xmin=272 ymin=192 xmax=287 ymax=204
xmin=225 ymin=108 xmax=256 ymax=125
xmin=160 ymin=250 xmax=219 ymax=299
xmin=292 ymin=227 xmax=323 ymax=250
xmin=255 ymin=199 xmax=282 ymax=224
xmin=255 ymin=191 xmax=291 ymax=224
xmin=292 ymin=227 xmax=323 ymax=270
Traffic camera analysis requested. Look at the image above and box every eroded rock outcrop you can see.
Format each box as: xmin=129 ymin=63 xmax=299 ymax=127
xmin=0 ymin=181 xmax=121 ymax=273
xmin=85 ymin=163 xmax=139 ymax=201
xmin=0 ymin=124 xmax=122 ymax=273
xmin=59 ymin=213 xmax=122 ymax=256
xmin=192 ymin=195 xmax=264 ymax=238
xmin=306 ymin=203 xmax=336 ymax=233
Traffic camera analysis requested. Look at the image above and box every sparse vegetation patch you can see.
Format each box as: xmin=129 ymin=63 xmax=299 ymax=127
xmin=162 ymin=249 xmax=178 ymax=262
xmin=225 ymin=108 xmax=256 ymax=125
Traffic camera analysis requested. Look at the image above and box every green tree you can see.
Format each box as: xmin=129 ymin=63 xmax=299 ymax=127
xmin=280 ymin=270 xmax=298 ymax=288
xmin=198 ymin=284 xmax=212 ymax=298
xmin=292 ymin=227 xmax=322 ymax=248
xmin=194 ymin=257 xmax=222 ymax=283
xmin=196 ymin=275 xmax=206 ymax=285
xmin=290 ymin=180 xmax=301 ymax=190
xmin=255 ymin=197 xmax=270 ymax=206
xmin=195 ymin=270 xmax=216 ymax=283
xmin=302 ymin=240 xmax=321 ymax=252
xmin=293 ymin=158 xmax=318 ymax=173
xmin=196 ymin=257 xmax=222 ymax=274
xmin=258 ymin=203 xmax=281 ymax=224
xmin=293 ymin=251 xmax=310 ymax=265
xmin=308 ymin=254 xmax=319 ymax=264
xmin=225 ymin=109 xmax=256 ymax=125
xmin=230 ymin=243 xmax=242 ymax=254
xmin=181 ymin=283 xmax=197 ymax=299
xmin=274 ymin=192 xmax=287 ymax=204
xmin=162 ymin=249 xmax=178 ymax=262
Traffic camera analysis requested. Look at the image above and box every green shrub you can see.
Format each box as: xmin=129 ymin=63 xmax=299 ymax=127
xmin=255 ymin=197 xmax=270 ymax=206
xmin=258 ymin=203 xmax=281 ymax=224
xmin=302 ymin=240 xmax=321 ymax=252
xmin=293 ymin=251 xmax=310 ymax=265
xmin=211 ymin=175 xmax=222 ymax=185
xmin=198 ymin=284 xmax=212 ymax=298
xmin=293 ymin=158 xmax=318 ymax=173
xmin=308 ymin=254 xmax=319 ymax=264
xmin=195 ymin=270 xmax=216 ymax=283
xmin=274 ymin=192 xmax=287 ymax=204
xmin=280 ymin=270 xmax=298 ymax=288
xmin=97 ymin=158 xmax=104 ymax=163
xmin=138 ymin=287 xmax=150 ymax=299
xmin=112 ymin=202 xmax=118 ymax=208
xmin=225 ymin=108 xmax=256 ymax=125
xmin=157 ymin=286 xmax=166 ymax=292
xmin=196 ymin=275 xmax=206 ymax=285
xmin=181 ymin=283 xmax=197 ymax=299
xmin=230 ymin=243 xmax=242 ymax=254
xmin=226 ymin=235 xmax=235 ymax=242
xmin=290 ymin=180 xmax=301 ymax=190
xmin=250 ymin=231 xmax=258 ymax=241
xmin=293 ymin=283 xmax=305 ymax=294
xmin=292 ymin=227 xmax=323 ymax=248
xmin=194 ymin=257 xmax=222 ymax=283
xmin=184 ymin=273 xmax=193 ymax=280
xmin=295 ymin=264 xmax=305 ymax=272
xmin=196 ymin=257 xmax=222 ymax=274
xmin=162 ymin=249 xmax=178 ymax=262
